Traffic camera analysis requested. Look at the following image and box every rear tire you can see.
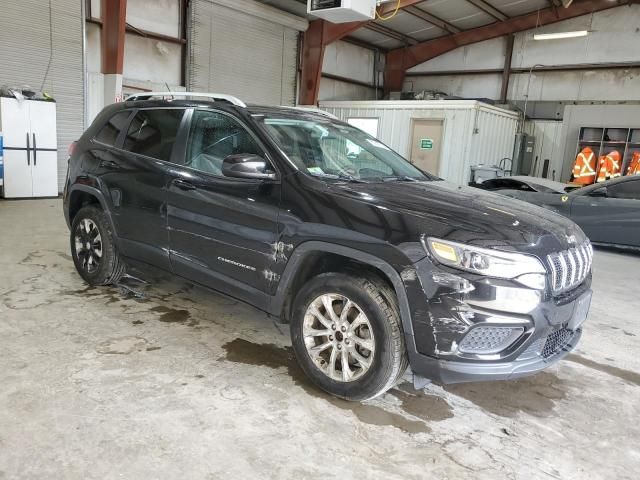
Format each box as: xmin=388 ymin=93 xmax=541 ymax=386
xmin=290 ymin=272 xmax=408 ymax=401
xmin=70 ymin=205 xmax=125 ymax=286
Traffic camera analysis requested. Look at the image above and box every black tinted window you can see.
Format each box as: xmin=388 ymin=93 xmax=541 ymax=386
xmin=186 ymin=110 xmax=264 ymax=176
xmin=123 ymin=109 xmax=184 ymax=162
xmin=609 ymin=180 xmax=640 ymax=200
xmin=95 ymin=111 xmax=131 ymax=146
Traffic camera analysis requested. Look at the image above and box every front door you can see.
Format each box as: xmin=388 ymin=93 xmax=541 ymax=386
xmin=409 ymin=119 xmax=443 ymax=175
xmin=571 ymin=179 xmax=640 ymax=246
xmin=166 ymin=109 xmax=281 ymax=309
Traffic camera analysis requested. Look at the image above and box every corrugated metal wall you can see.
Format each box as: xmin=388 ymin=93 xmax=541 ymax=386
xmin=189 ymin=0 xmax=305 ymax=106
xmin=0 ymin=0 xmax=84 ymax=193
xmin=524 ymin=120 xmax=565 ymax=181
xmin=320 ymin=101 xmax=518 ymax=185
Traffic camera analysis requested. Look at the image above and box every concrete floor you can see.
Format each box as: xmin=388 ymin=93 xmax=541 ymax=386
xmin=1 ymin=198 xmax=639 ymax=480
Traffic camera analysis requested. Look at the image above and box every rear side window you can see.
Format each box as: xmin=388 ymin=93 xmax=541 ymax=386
xmin=123 ymin=109 xmax=184 ymax=162
xmin=94 ymin=111 xmax=132 ymax=146
xmin=609 ymin=180 xmax=640 ymax=200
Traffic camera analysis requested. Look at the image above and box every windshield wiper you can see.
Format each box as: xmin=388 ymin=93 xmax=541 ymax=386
xmin=312 ymin=172 xmax=368 ymax=183
xmin=382 ymin=176 xmax=421 ymax=182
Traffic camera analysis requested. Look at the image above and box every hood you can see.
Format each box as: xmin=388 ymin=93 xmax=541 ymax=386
xmin=329 ymin=180 xmax=587 ymax=255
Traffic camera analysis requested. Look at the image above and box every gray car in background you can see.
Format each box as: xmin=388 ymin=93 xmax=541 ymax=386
xmin=499 ymin=176 xmax=640 ymax=250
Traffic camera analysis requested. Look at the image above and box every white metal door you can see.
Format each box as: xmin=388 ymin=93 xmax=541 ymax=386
xmin=28 ymin=101 xmax=58 ymax=149
xmin=31 ymin=150 xmax=58 ymax=197
xmin=189 ymin=0 xmax=304 ymax=106
xmin=0 ymin=98 xmax=30 ymax=148
xmin=3 ymin=150 xmax=32 ymax=198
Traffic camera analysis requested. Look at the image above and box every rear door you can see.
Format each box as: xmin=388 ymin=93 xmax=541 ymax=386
xmin=166 ymin=109 xmax=281 ymax=308
xmin=570 ymin=179 xmax=640 ymax=246
xmin=91 ymin=108 xmax=185 ymax=270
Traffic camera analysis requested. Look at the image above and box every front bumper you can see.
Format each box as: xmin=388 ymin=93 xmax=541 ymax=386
xmin=403 ymin=256 xmax=591 ymax=384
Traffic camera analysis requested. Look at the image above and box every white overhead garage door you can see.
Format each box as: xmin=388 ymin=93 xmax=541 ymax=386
xmin=0 ymin=0 xmax=84 ymax=193
xmin=188 ymin=0 xmax=307 ymax=106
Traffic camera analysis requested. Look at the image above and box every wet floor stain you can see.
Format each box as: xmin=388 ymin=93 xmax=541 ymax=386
xmin=96 ymin=336 xmax=148 ymax=355
xmin=444 ymin=372 xmax=567 ymax=418
xmin=146 ymin=346 xmax=162 ymax=352
xmin=623 ymin=330 xmax=636 ymax=337
xmin=150 ymin=305 xmax=194 ymax=325
xmin=57 ymin=252 xmax=73 ymax=261
xmin=221 ymin=338 xmax=458 ymax=434
xmin=391 ymin=387 xmax=454 ymax=423
xmin=567 ymin=354 xmax=640 ymax=387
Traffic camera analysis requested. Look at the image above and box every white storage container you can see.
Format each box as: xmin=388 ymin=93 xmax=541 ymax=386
xmin=319 ymin=100 xmax=519 ymax=185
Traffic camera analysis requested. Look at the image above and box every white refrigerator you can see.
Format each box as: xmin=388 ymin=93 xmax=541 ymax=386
xmin=0 ymin=97 xmax=58 ymax=198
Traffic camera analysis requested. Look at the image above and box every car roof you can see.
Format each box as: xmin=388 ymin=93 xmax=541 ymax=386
xmin=571 ymin=174 xmax=640 ymax=195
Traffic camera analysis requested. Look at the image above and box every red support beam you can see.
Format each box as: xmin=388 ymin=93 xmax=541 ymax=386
xmin=299 ymin=0 xmax=426 ymax=104
xmin=384 ymin=0 xmax=623 ymax=93
xmin=101 ymin=0 xmax=127 ymax=74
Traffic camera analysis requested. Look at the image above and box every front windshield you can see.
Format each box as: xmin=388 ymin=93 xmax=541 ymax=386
xmin=260 ymin=116 xmax=434 ymax=182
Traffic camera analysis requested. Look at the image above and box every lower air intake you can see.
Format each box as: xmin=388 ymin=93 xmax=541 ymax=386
xmin=458 ymin=326 xmax=524 ymax=355
xmin=542 ymin=328 xmax=574 ymax=359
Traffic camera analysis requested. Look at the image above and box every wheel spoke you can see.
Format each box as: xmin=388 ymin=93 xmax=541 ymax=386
xmin=349 ymin=346 xmax=372 ymax=369
xmin=328 ymin=346 xmax=338 ymax=379
xmin=309 ymin=341 xmax=332 ymax=357
xmin=340 ymin=300 xmax=354 ymax=321
xmin=303 ymin=327 xmax=332 ymax=338
xmin=353 ymin=336 xmax=374 ymax=352
xmin=341 ymin=350 xmax=353 ymax=381
xmin=348 ymin=313 xmax=367 ymax=333
xmin=309 ymin=305 xmax=333 ymax=329
xmin=321 ymin=295 xmax=339 ymax=322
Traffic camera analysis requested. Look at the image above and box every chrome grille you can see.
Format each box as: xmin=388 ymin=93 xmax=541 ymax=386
xmin=547 ymin=242 xmax=593 ymax=294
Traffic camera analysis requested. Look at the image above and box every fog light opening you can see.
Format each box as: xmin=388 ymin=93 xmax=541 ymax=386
xmin=458 ymin=326 xmax=525 ymax=354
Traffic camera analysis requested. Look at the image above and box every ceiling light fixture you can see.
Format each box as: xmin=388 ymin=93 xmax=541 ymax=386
xmin=533 ymin=30 xmax=589 ymax=40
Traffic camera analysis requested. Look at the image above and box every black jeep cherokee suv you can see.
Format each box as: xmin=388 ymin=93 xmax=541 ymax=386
xmin=63 ymin=93 xmax=593 ymax=401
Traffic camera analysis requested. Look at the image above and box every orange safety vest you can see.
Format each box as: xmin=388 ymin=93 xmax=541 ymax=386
xmin=607 ymin=150 xmax=622 ymax=179
xmin=626 ymin=152 xmax=640 ymax=176
xmin=572 ymin=147 xmax=596 ymax=185
xmin=596 ymin=150 xmax=622 ymax=183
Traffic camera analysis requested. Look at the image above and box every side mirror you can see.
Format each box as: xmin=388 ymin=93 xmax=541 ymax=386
xmin=222 ymin=154 xmax=276 ymax=181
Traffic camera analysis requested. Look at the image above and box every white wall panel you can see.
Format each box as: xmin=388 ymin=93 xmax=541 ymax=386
xmin=323 ymin=41 xmax=375 ymax=86
xmin=189 ymin=0 xmax=305 ymax=105
xmin=123 ymin=34 xmax=182 ymax=86
xmin=405 ymin=74 xmax=503 ymax=99
xmin=319 ymin=78 xmax=377 ymax=101
xmin=407 ymin=37 xmax=507 ymax=74
xmin=127 ymin=0 xmax=180 ymax=38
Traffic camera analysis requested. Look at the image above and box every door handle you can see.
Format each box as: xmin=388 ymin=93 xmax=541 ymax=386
xmin=100 ymin=160 xmax=121 ymax=170
xmin=172 ymin=179 xmax=197 ymax=191
xmin=33 ymin=133 xmax=37 ymax=166
xmin=26 ymin=133 xmax=31 ymax=166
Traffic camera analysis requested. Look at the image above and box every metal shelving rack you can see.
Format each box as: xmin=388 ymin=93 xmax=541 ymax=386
xmin=576 ymin=127 xmax=640 ymax=175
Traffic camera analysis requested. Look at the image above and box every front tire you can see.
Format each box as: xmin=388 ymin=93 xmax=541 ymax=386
xmin=290 ymin=272 xmax=408 ymax=401
xmin=70 ymin=205 xmax=125 ymax=286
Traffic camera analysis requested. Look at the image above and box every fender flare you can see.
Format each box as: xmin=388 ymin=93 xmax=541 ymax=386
xmin=67 ymin=184 xmax=120 ymax=241
xmin=270 ymin=241 xmax=417 ymax=344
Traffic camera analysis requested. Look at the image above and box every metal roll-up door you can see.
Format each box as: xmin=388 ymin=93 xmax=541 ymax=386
xmin=0 ymin=0 xmax=84 ymax=193
xmin=189 ymin=0 xmax=307 ymax=106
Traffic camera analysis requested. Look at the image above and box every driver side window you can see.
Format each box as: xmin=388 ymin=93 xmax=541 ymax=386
xmin=186 ymin=110 xmax=264 ymax=176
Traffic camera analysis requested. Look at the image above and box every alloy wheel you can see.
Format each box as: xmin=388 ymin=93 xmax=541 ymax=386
xmin=303 ymin=293 xmax=376 ymax=383
xmin=74 ymin=219 xmax=103 ymax=274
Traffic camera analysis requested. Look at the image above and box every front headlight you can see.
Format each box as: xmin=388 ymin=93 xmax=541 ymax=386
xmin=422 ymin=237 xmax=547 ymax=289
